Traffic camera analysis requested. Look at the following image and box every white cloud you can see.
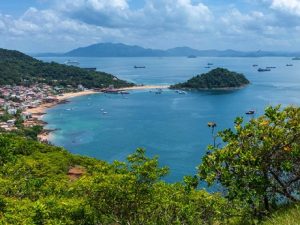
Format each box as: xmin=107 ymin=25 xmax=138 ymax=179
xmin=141 ymin=0 xmax=212 ymax=31
xmin=0 ymin=7 xmax=127 ymax=52
xmin=56 ymin=0 xmax=212 ymax=32
xmin=269 ymin=0 xmax=300 ymax=16
xmin=0 ymin=0 xmax=300 ymax=52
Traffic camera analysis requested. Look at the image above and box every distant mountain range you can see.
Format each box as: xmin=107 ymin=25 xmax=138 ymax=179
xmin=34 ymin=43 xmax=300 ymax=58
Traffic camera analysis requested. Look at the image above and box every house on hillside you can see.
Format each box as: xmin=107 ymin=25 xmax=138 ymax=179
xmin=22 ymin=112 xmax=32 ymax=120
xmin=7 ymin=108 xmax=17 ymax=115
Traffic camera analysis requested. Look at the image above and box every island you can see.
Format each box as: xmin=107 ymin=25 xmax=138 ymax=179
xmin=170 ymin=68 xmax=250 ymax=90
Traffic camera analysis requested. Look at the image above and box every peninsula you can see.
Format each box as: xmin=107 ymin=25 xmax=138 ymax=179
xmin=170 ymin=68 xmax=250 ymax=90
xmin=0 ymin=48 xmax=133 ymax=88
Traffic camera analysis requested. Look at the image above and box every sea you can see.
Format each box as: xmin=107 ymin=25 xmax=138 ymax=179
xmin=39 ymin=56 xmax=300 ymax=182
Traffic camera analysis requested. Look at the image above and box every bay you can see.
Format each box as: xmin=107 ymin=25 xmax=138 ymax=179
xmin=40 ymin=56 xmax=300 ymax=182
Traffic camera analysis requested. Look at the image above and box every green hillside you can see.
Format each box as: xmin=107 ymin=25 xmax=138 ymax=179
xmin=262 ymin=205 xmax=300 ymax=225
xmin=0 ymin=48 xmax=134 ymax=88
xmin=0 ymin=105 xmax=300 ymax=224
xmin=171 ymin=68 xmax=249 ymax=90
xmin=0 ymin=133 xmax=239 ymax=225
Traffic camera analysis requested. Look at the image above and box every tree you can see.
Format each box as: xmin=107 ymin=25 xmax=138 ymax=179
xmin=199 ymin=106 xmax=300 ymax=216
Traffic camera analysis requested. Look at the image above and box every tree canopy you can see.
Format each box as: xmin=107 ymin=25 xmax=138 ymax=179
xmin=171 ymin=68 xmax=250 ymax=90
xmin=199 ymin=106 xmax=300 ymax=217
xmin=0 ymin=133 xmax=238 ymax=224
xmin=1 ymin=105 xmax=300 ymax=224
xmin=0 ymin=48 xmax=134 ymax=88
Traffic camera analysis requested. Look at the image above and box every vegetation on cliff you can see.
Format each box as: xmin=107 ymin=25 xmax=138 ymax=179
xmin=0 ymin=134 xmax=238 ymax=224
xmin=0 ymin=105 xmax=299 ymax=224
xmin=171 ymin=68 xmax=249 ymax=90
xmin=199 ymin=105 xmax=300 ymax=219
xmin=0 ymin=48 xmax=134 ymax=88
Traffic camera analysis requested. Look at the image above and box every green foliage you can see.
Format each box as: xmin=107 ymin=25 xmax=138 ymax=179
xmin=2 ymin=105 xmax=299 ymax=224
xmin=199 ymin=106 xmax=300 ymax=217
xmin=0 ymin=48 xmax=134 ymax=88
xmin=0 ymin=134 xmax=238 ymax=224
xmin=171 ymin=68 xmax=250 ymax=89
xmin=0 ymin=111 xmax=13 ymax=122
xmin=1 ymin=125 xmax=43 ymax=141
xmin=262 ymin=204 xmax=300 ymax=225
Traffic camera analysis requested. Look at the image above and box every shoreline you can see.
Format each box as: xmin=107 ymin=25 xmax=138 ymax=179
xmin=27 ymin=85 xmax=170 ymax=142
xmin=26 ymin=85 xmax=170 ymax=115
xmin=169 ymin=84 xmax=249 ymax=91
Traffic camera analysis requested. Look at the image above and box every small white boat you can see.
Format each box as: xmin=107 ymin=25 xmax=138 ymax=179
xmin=66 ymin=108 xmax=71 ymax=111
xmin=102 ymin=112 xmax=108 ymax=115
xmin=65 ymin=60 xmax=80 ymax=66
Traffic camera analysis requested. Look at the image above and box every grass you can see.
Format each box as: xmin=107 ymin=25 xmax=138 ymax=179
xmin=262 ymin=204 xmax=300 ymax=225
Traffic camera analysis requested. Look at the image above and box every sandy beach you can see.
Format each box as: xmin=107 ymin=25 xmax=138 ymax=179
xmin=27 ymin=85 xmax=169 ymax=115
xmin=25 ymin=90 xmax=99 ymax=115
xmin=56 ymin=90 xmax=99 ymax=101
xmin=119 ymin=85 xmax=170 ymax=91
xmin=26 ymin=85 xmax=170 ymax=142
xmin=26 ymin=85 xmax=170 ymax=116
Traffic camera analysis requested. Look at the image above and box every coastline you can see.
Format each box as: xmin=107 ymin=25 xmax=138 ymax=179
xmin=119 ymin=85 xmax=169 ymax=91
xmin=27 ymin=85 xmax=170 ymax=142
xmin=169 ymin=84 xmax=249 ymax=91
xmin=25 ymin=90 xmax=99 ymax=142
xmin=26 ymin=85 xmax=170 ymax=115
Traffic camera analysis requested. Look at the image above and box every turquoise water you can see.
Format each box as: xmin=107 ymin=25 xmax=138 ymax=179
xmin=41 ymin=57 xmax=300 ymax=182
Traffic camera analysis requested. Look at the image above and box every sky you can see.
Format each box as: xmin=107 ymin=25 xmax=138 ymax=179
xmin=0 ymin=0 xmax=300 ymax=53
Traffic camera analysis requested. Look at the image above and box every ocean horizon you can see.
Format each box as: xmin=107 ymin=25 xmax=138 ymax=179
xmin=41 ymin=56 xmax=300 ymax=182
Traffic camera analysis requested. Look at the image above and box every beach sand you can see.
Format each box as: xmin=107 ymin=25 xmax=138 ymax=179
xmin=27 ymin=86 xmax=169 ymax=115
xmin=26 ymin=85 xmax=170 ymax=142
xmin=119 ymin=85 xmax=170 ymax=91
xmin=56 ymin=90 xmax=98 ymax=101
xmin=25 ymin=90 xmax=99 ymax=115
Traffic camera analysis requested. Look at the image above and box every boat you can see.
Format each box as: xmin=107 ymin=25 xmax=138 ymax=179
xmin=246 ymin=110 xmax=255 ymax=115
xmin=207 ymin=63 xmax=213 ymax=66
xmin=83 ymin=67 xmax=97 ymax=71
xmin=65 ymin=60 xmax=80 ymax=66
xmin=286 ymin=64 xmax=293 ymax=66
xmin=104 ymin=89 xmax=119 ymax=94
xmin=292 ymin=57 xmax=300 ymax=60
xmin=134 ymin=66 xmax=146 ymax=69
xmin=120 ymin=91 xmax=130 ymax=95
xmin=102 ymin=112 xmax=108 ymax=115
xmin=266 ymin=66 xmax=276 ymax=69
xmin=205 ymin=66 xmax=210 ymax=69
xmin=252 ymin=64 xmax=258 ymax=67
xmin=187 ymin=55 xmax=197 ymax=58
xmin=178 ymin=91 xmax=186 ymax=95
xmin=207 ymin=122 xmax=217 ymax=128
xmin=258 ymin=68 xmax=271 ymax=72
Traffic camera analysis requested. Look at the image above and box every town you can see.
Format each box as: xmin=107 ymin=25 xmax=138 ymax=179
xmin=0 ymin=84 xmax=85 ymax=132
xmin=0 ymin=83 xmax=136 ymax=134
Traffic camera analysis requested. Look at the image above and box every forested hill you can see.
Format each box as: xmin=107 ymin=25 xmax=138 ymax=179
xmin=0 ymin=48 xmax=134 ymax=88
xmin=1 ymin=106 xmax=300 ymax=224
xmin=171 ymin=68 xmax=250 ymax=90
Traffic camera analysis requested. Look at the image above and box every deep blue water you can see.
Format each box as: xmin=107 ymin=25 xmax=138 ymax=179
xmin=41 ymin=57 xmax=300 ymax=182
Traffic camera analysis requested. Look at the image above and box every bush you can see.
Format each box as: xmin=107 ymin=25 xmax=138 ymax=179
xmin=199 ymin=106 xmax=300 ymax=217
